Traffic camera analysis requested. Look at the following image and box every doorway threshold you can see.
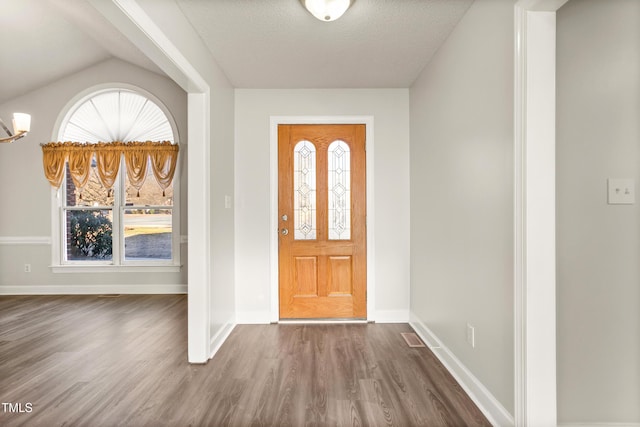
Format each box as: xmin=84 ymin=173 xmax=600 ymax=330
xmin=276 ymin=318 xmax=371 ymax=324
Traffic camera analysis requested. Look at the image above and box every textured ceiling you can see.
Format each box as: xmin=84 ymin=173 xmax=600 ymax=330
xmin=0 ymin=0 xmax=474 ymax=104
xmin=175 ymin=0 xmax=474 ymax=88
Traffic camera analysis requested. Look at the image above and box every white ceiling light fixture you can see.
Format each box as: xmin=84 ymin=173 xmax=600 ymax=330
xmin=300 ymin=0 xmax=354 ymax=22
xmin=0 ymin=113 xmax=31 ymax=143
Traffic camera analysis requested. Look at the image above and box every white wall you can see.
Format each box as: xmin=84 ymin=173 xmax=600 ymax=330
xmin=0 ymin=58 xmax=188 ymax=293
xmin=234 ymin=89 xmax=410 ymax=322
xmin=409 ymin=0 xmax=515 ymax=417
xmin=556 ymin=0 xmax=640 ymax=423
xmin=135 ymin=0 xmax=237 ymax=358
xmin=209 ymin=79 xmax=236 ymax=338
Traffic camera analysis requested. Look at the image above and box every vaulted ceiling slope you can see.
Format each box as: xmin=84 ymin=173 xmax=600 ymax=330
xmin=0 ymin=0 xmax=163 ymax=104
xmin=0 ymin=0 xmax=474 ymax=104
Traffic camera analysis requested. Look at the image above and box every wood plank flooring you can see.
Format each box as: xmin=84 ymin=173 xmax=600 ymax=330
xmin=0 ymin=295 xmax=490 ymax=426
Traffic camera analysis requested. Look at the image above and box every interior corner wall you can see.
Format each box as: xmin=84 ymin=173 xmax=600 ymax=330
xmin=556 ymin=0 xmax=640 ymax=423
xmin=409 ymin=0 xmax=515 ymax=416
xmin=234 ymin=88 xmax=410 ymax=323
xmin=0 ymin=58 xmax=188 ymax=292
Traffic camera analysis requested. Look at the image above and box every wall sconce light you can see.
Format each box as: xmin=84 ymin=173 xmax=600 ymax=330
xmin=0 ymin=113 xmax=31 ymax=143
xmin=300 ymin=0 xmax=354 ymax=22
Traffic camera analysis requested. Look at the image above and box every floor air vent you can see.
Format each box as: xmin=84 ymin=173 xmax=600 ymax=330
xmin=401 ymin=332 xmax=425 ymax=348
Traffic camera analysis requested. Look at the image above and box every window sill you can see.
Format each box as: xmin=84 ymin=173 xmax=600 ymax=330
xmin=50 ymin=264 xmax=182 ymax=274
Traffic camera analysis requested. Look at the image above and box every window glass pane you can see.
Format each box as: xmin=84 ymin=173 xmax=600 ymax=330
xmin=125 ymin=158 xmax=174 ymax=206
xmin=65 ymin=209 xmax=113 ymax=261
xmin=293 ymin=140 xmax=317 ymax=240
xmin=65 ymin=161 xmax=114 ymax=208
xmin=328 ymin=140 xmax=351 ymax=240
xmin=124 ymin=209 xmax=172 ymax=261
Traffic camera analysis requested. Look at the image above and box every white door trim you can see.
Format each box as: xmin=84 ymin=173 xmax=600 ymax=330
xmin=514 ymin=1 xmax=569 ymax=425
xmin=269 ymin=116 xmax=375 ymax=322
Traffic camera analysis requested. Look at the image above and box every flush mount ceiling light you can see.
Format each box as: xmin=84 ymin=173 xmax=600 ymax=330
xmin=0 ymin=113 xmax=31 ymax=143
xmin=300 ymin=0 xmax=354 ymax=22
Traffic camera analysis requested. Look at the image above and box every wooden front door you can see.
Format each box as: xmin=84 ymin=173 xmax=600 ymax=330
xmin=278 ymin=124 xmax=366 ymax=319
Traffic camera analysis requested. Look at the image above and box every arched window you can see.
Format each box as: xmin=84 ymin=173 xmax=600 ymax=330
xmin=52 ymin=88 xmax=180 ymax=270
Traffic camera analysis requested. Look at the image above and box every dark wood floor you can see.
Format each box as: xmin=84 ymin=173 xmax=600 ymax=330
xmin=0 ymin=295 xmax=490 ymax=426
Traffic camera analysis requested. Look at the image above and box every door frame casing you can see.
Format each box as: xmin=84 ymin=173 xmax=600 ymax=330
xmin=270 ymin=116 xmax=375 ymax=322
xmin=514 ymin=0 xmax=568 ymax=425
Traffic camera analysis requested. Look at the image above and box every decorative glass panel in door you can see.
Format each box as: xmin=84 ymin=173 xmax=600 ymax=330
xmin=293 ymin=140 xmax=317 ymax=240
xmin=328 ymin=140 xmax=351 ymax=240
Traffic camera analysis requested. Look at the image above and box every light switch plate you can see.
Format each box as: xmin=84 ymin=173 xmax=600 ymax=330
xmin=608 ymin=179 xmax=635 ymax=204
xmin=224 ymin=195 xmax=232 ymax=209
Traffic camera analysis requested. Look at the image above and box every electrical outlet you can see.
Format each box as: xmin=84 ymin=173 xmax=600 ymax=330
xmin=24 ymin=264 xmax=31 ymax=273
xmin=466 ymin=323 xmax=475 ymax=348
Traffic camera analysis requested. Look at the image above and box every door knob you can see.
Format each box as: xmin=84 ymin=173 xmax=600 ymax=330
xmin=281 ymin=228 xmax=289 ymax=236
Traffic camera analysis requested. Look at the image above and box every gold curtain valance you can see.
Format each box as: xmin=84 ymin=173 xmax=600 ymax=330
xmin=41 ymin=141 xmax=179 ymax=196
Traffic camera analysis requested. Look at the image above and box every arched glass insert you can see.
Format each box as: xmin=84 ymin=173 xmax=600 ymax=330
xmin=328 ymin=140 xmax=351 ymax=240
xmin=294 ymin=140 xmax=317 ymax=240
xmin=62 ymin=90 xmax=174 ymax=143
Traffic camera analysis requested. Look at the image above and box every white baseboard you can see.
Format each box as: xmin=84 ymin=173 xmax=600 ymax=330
xmin=0 ymin=284 xmax=187 ymax=295
xmin=559 ymin=424 xmax=640 ymax=427
xmin=209 ymin=322 xmax=236 ymax=359
xmin=372 ymin=309 xmax=410 ymax=323
xmin=235 ymin=311 xmax=272 ymax=324
xmin=410 ymin=312 xmax=515 ymax=427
